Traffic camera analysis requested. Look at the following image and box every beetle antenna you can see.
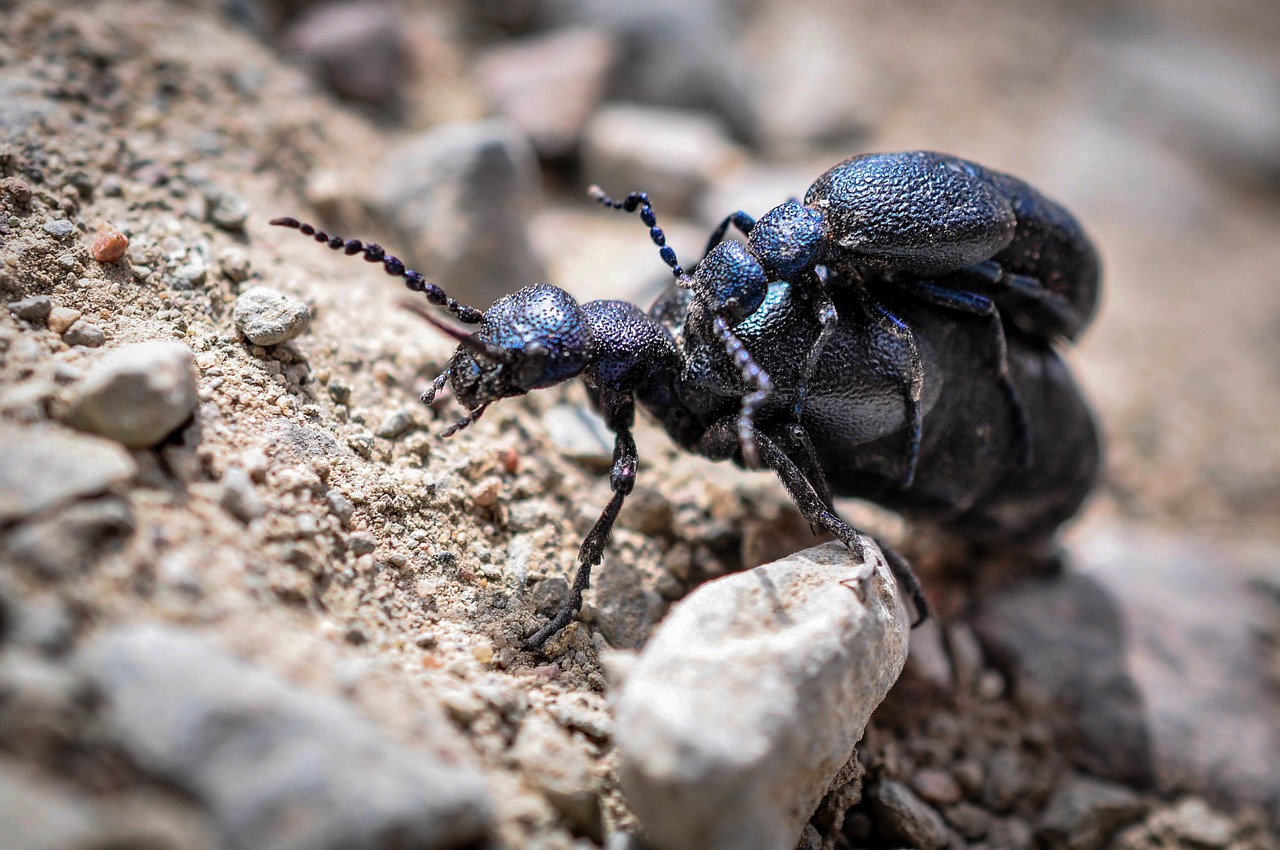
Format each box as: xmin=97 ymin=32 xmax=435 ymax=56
xmin=271 ymin=217 xmax=485 ymax=324
xmin=400 ymin=300 xmax=510 ymax=364
xmin=587 ymin=187 xmax=693 ymax=288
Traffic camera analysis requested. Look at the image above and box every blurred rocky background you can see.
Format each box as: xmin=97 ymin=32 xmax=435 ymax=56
xmin=1 ymin=0 xmax=1278 ymax=848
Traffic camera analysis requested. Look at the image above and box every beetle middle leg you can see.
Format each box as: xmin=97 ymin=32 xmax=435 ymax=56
xmin=852 ymin=287 xmax=925 ymax=489
xmin=756 ymin=430 xmax=930 ymax=625
xmin=525 ymin=393 xmax=639 ymax=652
xmin=897 ymin=279 xmax=1033 ymax=469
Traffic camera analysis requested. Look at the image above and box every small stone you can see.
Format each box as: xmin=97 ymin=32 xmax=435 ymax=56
xmin=326 ymin=491 xmax=355 ymax=525
xmin=945 ymin=801 xmax=993 ymax=841
xmin=233 ymin=286 xmax=311 ymax=346
xmin=474 ymin=28 xmax=617 ymax=159
xmin=868 ymin=780 xmax=949 ymax=850
xmin=42 ymin=219 xmax=75 ymax=239
xmin=347 ymin=532 xmax=377 ymax=556
xmin=582 ymin=103 xmax=745 ymax=215
xmin=614 ymin=542 xmax=909 ymax=850
xmin=369 ymin=119 xmax=545 ymax=309
xmin=62 ymin=320 xmax=105 ymax=347
xmin=0 ymin=425 xmax=136 ymax=523
xmin=218 ymin=247 xmax=250 ymax=283
xmin=219 ymin=467 xmax=264 ymax=523
xmin=48 ymin=306 xmax=82 ymax=334
xmin=68 ymin=341 xmax=198 ymax=448
xmin=1037 ymin=775 xmax=1147 ymax=850
xmin=592 ymin=554 xmax=662 ymax=650
xmin=512 ymin=714 xmax=603 ymax=840
xmin=912 ymin=767 xmax=963 ymax=807
xmin=91 ymin=226 xmax=129 ymax=263
xmin=542 ymin=403 xmax=613 ymax=471
xmin=202 ymin=184 xmax=250 ymax=232
xmin=286 ymin=0 xmax=407 ymax=109
xmin=1161 ymin=797 xmax=1235 ymax=848
xmin=8 ymin=295 xmax=52 ymax=324
xmin=375 ymin=409 xmax=415 ymax=440
xmin=77 ymin=624 xmax=493 ymax=849
xmin=5 ymin=497 xmax=135 ymax=577
xmin=616 ymin=486 xmax=673 ymax=536
xmin=174 ymin=260 xmax=207 ymax=289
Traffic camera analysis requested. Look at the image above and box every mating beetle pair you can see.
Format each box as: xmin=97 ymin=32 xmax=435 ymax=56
xmin=272 ymin=150 xmax=1102 ymax=650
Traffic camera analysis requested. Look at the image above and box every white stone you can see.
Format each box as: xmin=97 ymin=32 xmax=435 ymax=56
xmin=613 ymin=541 xmax=910 ymax=850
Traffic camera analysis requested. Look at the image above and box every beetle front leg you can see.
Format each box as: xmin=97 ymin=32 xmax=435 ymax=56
xmin=525 ymin=398 xmax=639 ymax=652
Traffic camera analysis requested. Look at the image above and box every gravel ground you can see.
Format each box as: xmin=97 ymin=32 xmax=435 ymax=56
xmin=2 ymin=1 xmax=1279 ymax=848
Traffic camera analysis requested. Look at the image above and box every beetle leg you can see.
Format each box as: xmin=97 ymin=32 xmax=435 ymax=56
xmin=701 ymin=210 xmax=757 ymax=261
xmin=854 ymin=290 xmax=924 ymax=489
xmin=900 ymin=279 xmax=1033 ymax=470
xmin=791 ymin=280 xmax=838 ymax=422
xmin=756 ymin=430 xmax=930 ymax=625
xmin=525 ymin=395 xmax=638 ymax=652
xmin=950 ymin=260 xmax=1085 ymax=341
xmin=712 ymin=315 xmax=773 ymax=470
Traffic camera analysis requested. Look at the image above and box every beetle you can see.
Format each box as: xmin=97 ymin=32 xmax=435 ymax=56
xmin=271 ymin=214 xmax=1100 ymax=651
xmin=593 ymin=150 xmax=1101 ymax=487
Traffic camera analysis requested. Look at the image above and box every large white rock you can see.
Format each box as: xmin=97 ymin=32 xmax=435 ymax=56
xmin=613 ymin=541 xmax=910 ymax=850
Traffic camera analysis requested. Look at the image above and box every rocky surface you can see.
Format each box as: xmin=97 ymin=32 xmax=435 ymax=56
xmin=614 ymin=542 xmax=908 ymax=850
xmin=0 ymin=0 xmax=1277 ymax=849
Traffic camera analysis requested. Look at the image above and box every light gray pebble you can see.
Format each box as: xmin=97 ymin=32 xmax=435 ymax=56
xmin=7 ymin=294 xmax=52 ymax=324
xmin=218 ymin=247 xmax=250 ymax=283
xmin=77 ymin=624 xmax=493 ymax=850
xmin=614 ymin=542 xmax=908 ymax=850
xmin=868 ymin=780 xmax=949 ymax=850
xmin=68 ymin=340 xmax=198 ymax=448
xmin=219 ymin=466 xmax=265 ymax=523
xmin=174 ymin=260 xmax=207 ymax=289
xmin=375 ymin=409 xmax=416 ymax=440
xmin=233 ymin=286 xmax=311 ymax=346
xmin=11 ymin=596 xmax=77 ymax=654
xmin=0 ymin=424 xmax=136 ymax=523
xmin=4 ymin=496 xmax=135 ymax=577
xmin=512 ymin=714 xmax=603 ymax=841
xmin=203 ymin=185 xmax=250 ymax=231
xmin=42 ymin=218 xmax=75 ymax=238
xmin=542 ymin=403 xmax=612 ymax=471
xmin=326 ymin=491 xmax=355 ymax=525
xmin=62 ymin=320 xmax=105 ymax=347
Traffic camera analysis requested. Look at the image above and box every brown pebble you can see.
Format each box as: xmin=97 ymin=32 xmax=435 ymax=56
xmin=92 ymin=226 xmax=129 ymax=263
xmin=499 ymin=447 xmax=520 ymax=474
xmin=912 ymin=767 xmax=963 ymax=806
xmin=48 ymin=306 xmax=82 ymax=334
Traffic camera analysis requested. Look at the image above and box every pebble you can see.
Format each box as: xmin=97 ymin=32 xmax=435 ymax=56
xmin=219 ymin=466 xmax=264 ymax=523
xmin=174 ymin=259 xmax=207 ymax=289
xmin=591 ymin=553 xmax=663 ymax=650
xmin=972 ymin=569 xmax=1153 ymax=785
xmin=68 ymin=340 xmax=198 ymax=448
xmin=47 ymin=305 xmax=82 ymax=334
xmin=92 ymin=226 xmax=129 ymax=263
xmin=613 ymin=541 xmax=908 ymax=850
xmin=4 ymin=496 xmax=135 ymax=577
xmin=474 ymin=27 xmax=617 ymax=158
xmin=0 ymin=424 xmax=136 ymax=523
xmin=62 ymin=320 xmax=105 ymax=347
xmin=1036 ymin=775 xmax=1147 ymax=850
xmin=511 ymin=714 xmax=603 ymax=840
xmin=368 ymin=118 xmax=546 ymax=310
xmin=202 ymin=184 xmax=250 ymax=232
xmin=912 ymin=767 xmax=963 ymax=807
xmin=1076 ymin=522 xmax=1280 ymax=811
xmin=374 ymin=409 xmax=415 ymax=440
xmin=945 ymin=801 xmax=993 ymax=841
xmin=232 ymin=286 xmax=311 ymax=346
xmin=42 ymin=218 xmax=75 ymax=238
xmin=867 ymin=780 xmax=949 ymax=850
xmin=77 ymin=624 xmax=493 ymax=850
xmin=582 ymin=103 xmax=745 ymax=216
xmin=541 ymin=403 xmax=613 ymax=471
xmin=286 ymin=0 xmax=406 ymax=109
xmin=7 ymin=294 xmax=52 ymax=324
